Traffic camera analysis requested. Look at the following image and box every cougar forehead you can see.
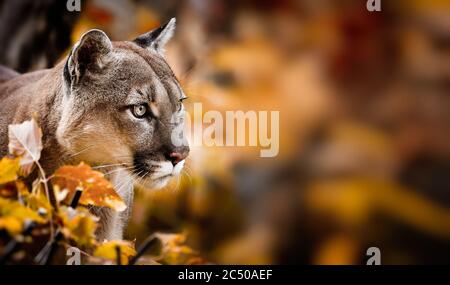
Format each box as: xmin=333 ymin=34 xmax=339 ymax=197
xmin=78 ymin=41 xmax=180 ymax=106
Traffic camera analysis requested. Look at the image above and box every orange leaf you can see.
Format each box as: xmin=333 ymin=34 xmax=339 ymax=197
xmin=52 ymin=163 xmax=126 ymax=212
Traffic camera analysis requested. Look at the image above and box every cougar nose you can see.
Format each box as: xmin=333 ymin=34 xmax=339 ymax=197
xmin=167 ymin=148 xmax=189 ymax=166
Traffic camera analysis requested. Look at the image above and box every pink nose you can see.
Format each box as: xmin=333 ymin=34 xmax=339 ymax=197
xmin=169 ymin=151 xmax=188 ymax=166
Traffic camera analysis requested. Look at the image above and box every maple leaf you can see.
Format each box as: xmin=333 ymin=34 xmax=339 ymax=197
xmin=94 ymin=240 xmax=136 ymax=265
xmin=52 ymin=163 xmax=127 ymax=212
xmin=0 ymin=157 xmax=21 ymax=185
xmin=8 ymin=118 xmax=43 ymax=176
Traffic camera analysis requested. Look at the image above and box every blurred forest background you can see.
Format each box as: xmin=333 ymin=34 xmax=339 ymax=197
xmin=0 ymin=0 xmax=449 ymax=264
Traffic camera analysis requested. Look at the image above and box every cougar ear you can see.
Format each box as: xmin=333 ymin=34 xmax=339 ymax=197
xmin=133 ymin=18 xmax=176 ymax=55
xmin=67 ymin=29 xmax=112 ymax=83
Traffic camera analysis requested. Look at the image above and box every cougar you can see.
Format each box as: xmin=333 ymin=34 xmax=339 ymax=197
xmin=0 ymin=18 xmax=190 ymax=241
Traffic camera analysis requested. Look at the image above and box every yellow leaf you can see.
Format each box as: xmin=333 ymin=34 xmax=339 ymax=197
xmin=0 ymin=157 xmax=21 ymax=185
xmin=15 ymin=180 xmax=30 ymax=199
xmin=26 ymin=190 xmax=52 ymax=217
xmin=0 ymin=216 xmax=22 ymax=236
xmin=60 ymin=207 xmax=98 ymax=248
xmin=94 ymin=240 xmax=136 ymax=265
xmin=52 ymin=163 xmax=126 ymax=212
xmin=156 ymin=233 xmax=204 ymax=265
xmin=0 ymin=197 xmax=46 ymax=236
xmin=8 ymin=118 xmax=43 ymax=176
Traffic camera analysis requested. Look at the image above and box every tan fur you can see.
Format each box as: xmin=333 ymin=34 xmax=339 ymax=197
xmin=0 ymin=22 xmax=189 ymax=241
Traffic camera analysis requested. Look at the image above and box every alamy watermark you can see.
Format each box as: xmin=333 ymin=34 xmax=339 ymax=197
xmin=67 ymin=0 xmax=81 ymax=12
xmin=366 ymin=247 xmax=381 ymax=265
xmin=366 ymin=0 xmax=382 ymax=12
xmin=66 ymin=247 xmax=81 ymax=265
xmin=171 ymin=103 xmax=280 ymax=158
xmin=67 ymin=246 xmax=382 ymax=265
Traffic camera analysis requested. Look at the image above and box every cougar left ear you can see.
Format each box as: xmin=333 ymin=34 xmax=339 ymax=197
xmin=67 ymin=29 xmax=113 ymax=84
xmin=133 ymin=18 xmax=176 ymax=55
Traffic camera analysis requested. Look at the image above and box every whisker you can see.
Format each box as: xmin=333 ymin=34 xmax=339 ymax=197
xmin=136 ymin=171 xmax=149 ymax=189
xmin=115 ymin=178 xmax=132 ymax=195
xmin=92 ymin=163 xmax=130 ymax=170
xmin=182 ymin=169 xmax=193 ymax=184
xmin=182 ymin=164 xmax=194 ymax=178
xmin=129 ymin=169 xmax=148 ymax=193
xmin=113 ymin=155 xmax=135 ymax=159
xmin=67 ymin=144 xmax=96 ymax=159
xmin=103 ymin=166 xmax=135 ymax=176
xmin=166 ymin=174 xmax=181 ymax=194
xmin=133 ymin=170 xmax=145 ymax=184
xmin=112 ymin=169 xmax=137 ymax=195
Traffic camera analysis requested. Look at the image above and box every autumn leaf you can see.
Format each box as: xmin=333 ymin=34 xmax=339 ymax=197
xmin=0 ymin=183 xmax=17 ymax=199
xmin=52 ymin=163 xmax=126 ymax=212
xmin=94 ymin=240 xmax=136 ymax=265
xmin=0 ymin=216 xmax=22 ymax=236
xmin=8 ymin=118 xmax=43 ymax=176
xmin=0 ymin=157 xmax=21 ymax=185
xmin=68 ymin=215 xmax=97 ymax=247
xmin=155 ymin=233 xmax=205 ymax=265
xmin=15 ymin=180 xmax=30 ymax=200
xmin=59 ymin=207 xmax=98 ymax=247
xmin=26 ymin=190 xmax=52 ymax=218
xmin=0 ymin=197 xmax=46 ymax=236
xmin=0 ymin=180 xmax=29 ymax=201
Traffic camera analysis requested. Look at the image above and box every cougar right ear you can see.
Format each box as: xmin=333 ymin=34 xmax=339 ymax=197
xmin=133 ymin=18 xmax=176 ymax=56
xmin=66 ymin=29 xmax=112 ymax=84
